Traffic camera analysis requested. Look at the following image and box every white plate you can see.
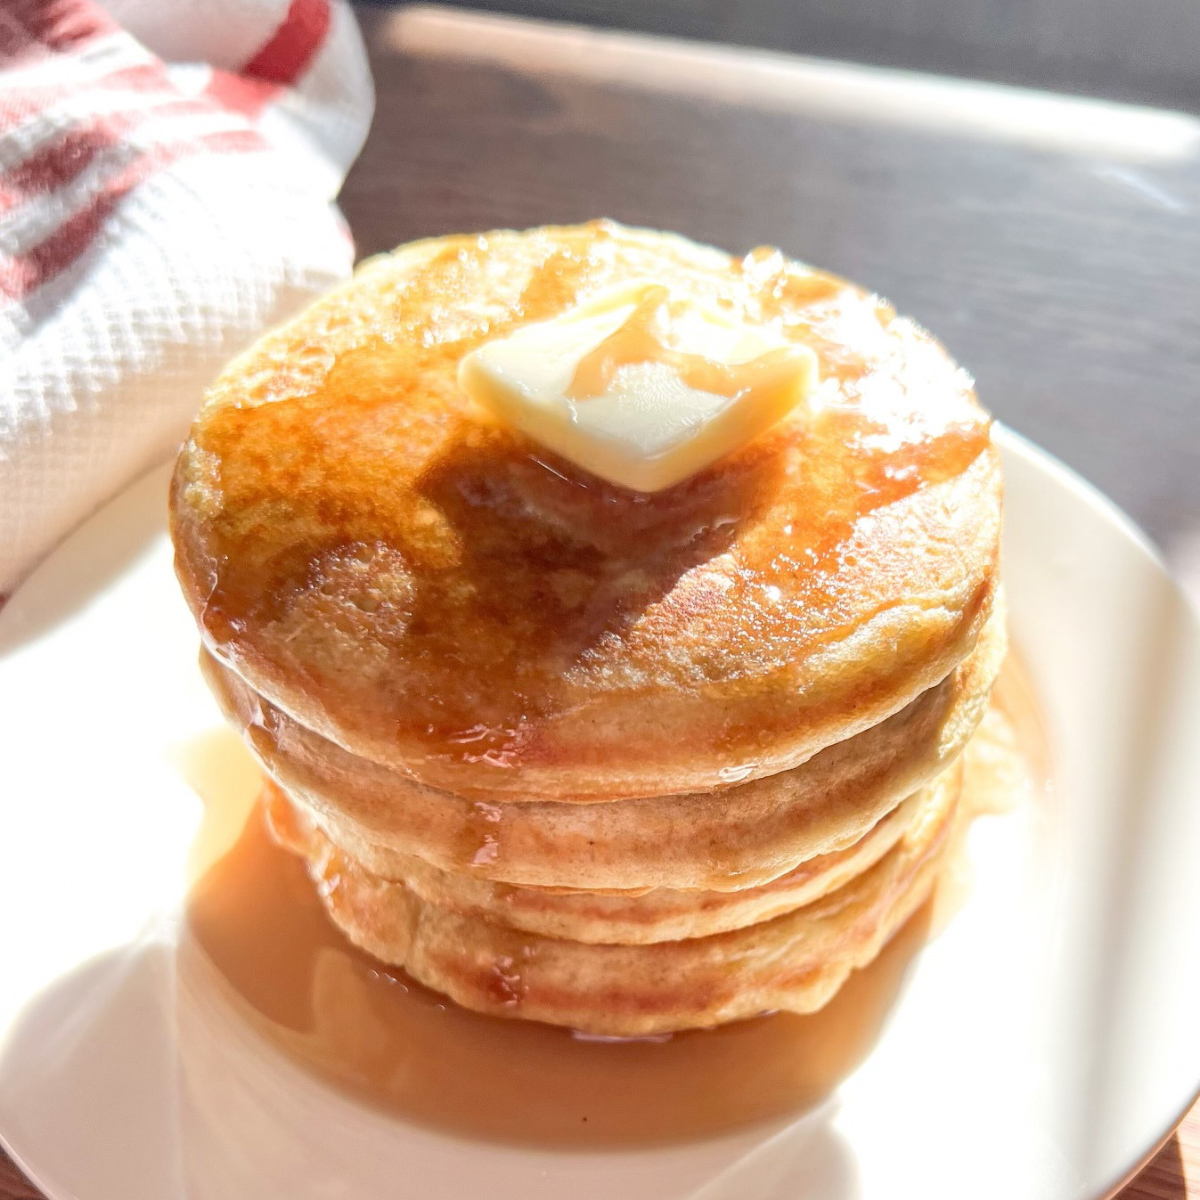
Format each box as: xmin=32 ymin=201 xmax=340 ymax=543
xmin=2 ymin=428 xmax=1199 ymax=1200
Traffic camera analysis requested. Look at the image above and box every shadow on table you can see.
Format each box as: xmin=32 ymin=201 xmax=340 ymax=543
xmin=1117 ymin=1134 xmax=1187 ymax=1199
xmin=0 ymin=1152 xmax=43 ymax=1200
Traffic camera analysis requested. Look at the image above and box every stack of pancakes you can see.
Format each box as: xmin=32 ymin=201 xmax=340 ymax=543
xmin=171 ymin=222 xmax=1004 ymax=1036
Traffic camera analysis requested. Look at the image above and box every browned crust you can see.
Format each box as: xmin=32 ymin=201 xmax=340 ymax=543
xmin=171 ymin=222 xmax=1002 ymax=800
xmin=266 ymin=780 xmax=925 ymax=944
xmin=203 ymin=603 xmax=1004 ymax=892
xmin=268 ymin=760 xmax=961 ymax=1035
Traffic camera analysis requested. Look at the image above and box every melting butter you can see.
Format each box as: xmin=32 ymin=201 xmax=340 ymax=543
xmin=458 ymin=282 xmax=818 ymax=492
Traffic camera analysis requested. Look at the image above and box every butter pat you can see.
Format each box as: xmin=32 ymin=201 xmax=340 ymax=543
xmin=457 ymin=282 xmax=818 ymax=492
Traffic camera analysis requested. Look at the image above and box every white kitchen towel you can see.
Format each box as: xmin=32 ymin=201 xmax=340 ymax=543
xmin=0 ymin=0 xmax=374 ymax=598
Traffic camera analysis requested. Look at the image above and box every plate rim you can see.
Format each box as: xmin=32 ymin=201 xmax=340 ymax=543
xmin=1 ymin=428 xmax=1199 ymax=1200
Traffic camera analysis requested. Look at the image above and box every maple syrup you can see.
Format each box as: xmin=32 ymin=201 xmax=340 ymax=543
xmin=180 ymin=651 xmax=1049 ymax=1148
xmin=186 ymin=226 xmax=994 ymax=793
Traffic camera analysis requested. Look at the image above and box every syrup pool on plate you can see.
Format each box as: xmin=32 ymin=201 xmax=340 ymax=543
xmin=174 ymin=649 xmax=1049 ymax=1148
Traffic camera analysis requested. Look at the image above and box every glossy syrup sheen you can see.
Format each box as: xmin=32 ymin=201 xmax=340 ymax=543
xmin=180 ymin=651 xmax=1048 ymax=1148
xmin=182 ymin=225 xmax=996 ymax=763
xmin=185 ymin=801 xmax=931 ymax=1146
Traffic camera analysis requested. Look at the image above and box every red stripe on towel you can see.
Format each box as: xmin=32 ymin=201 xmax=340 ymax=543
xmin=243 ymin=0 xmax=330 ymax=85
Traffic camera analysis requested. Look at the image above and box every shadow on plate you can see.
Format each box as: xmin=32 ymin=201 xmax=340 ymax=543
xmin=0 ymin=465 xmax=170 ymax=657
xmin=0 ymin=774 xmax=935 ymax=1198
xmin=0 ymin=926 xmax=866 ymax=1200
xmin=182 ymin=800 xmax=933 ymax=1149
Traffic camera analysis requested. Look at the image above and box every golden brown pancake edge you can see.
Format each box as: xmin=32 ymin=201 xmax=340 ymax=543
xmin=171 ymin=221 xmax=1002 ymax=801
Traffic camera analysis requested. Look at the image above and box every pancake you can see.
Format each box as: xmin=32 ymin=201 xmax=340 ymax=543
xmin=265 ymin=760 xmax=961 ymax=1035
xmin=265 ymin=779 xmax=927 ymax=944
xmin=200 ymin=601 xmax=1004 ymax=892
xmin=171 ymin=221 xmax=1002 ymax=802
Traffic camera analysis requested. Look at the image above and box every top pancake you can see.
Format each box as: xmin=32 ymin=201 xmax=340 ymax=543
xmin=171 ymin=221 xmax=1002 ymax=800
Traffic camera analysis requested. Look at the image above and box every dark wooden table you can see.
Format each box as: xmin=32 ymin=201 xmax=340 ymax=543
xmin=5 ymin=5 xmax=1199 ymax=1196
xmin=344 ymin=5 xmax=1200 ymax=571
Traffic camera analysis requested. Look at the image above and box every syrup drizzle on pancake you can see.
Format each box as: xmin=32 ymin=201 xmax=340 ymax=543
xmin=185 ymin=227 xmax=994 ymax=778
xmin=178 ymin=650 xmax=1047 ymax=1148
